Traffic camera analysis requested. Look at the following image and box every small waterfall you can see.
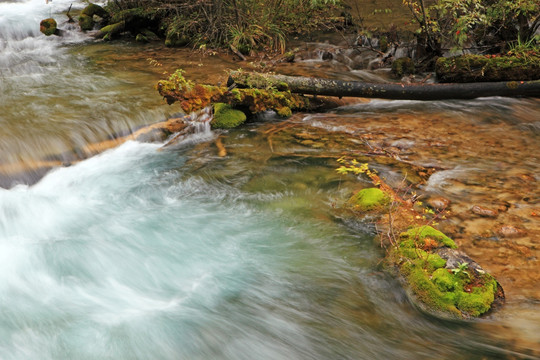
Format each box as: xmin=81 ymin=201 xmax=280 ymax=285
xmin=161 ymin=107 xmax=215 ymax=149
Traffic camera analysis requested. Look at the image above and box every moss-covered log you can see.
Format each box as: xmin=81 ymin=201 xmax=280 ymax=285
xmin=229 ymin=71 xmax=540 ymax=100
xmin=436 ymin=54 xmax=540 ymax=83
xmin=157 ymin=70 xmax=310 ymax=116
xmin=339 ymin=158 xmax=504 ymax=319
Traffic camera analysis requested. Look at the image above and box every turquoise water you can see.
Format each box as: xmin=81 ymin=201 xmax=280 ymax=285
xmin=0 ymin=138 xmax=527 ymax=359
xmin=0 ymin=140 xmax=377 ymax=359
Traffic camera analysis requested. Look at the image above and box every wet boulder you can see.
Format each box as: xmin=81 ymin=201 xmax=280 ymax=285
xmin=40 ymin=18 xmax=58 ymax=36
xmin=136 ymin=29 xmax=159 ymax=43
xmin=79 ymin=3 xmax=109 ymax=31
xmin=471 ymin=205 xmax=498 ymax=218
xmin=392 ymin=226 xmax=504 ymax=318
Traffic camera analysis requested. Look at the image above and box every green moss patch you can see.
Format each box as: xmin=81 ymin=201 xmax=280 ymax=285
xmin=456 ymin=278 xmax=497 ymax=317
xmin=347 ymin=187 xmax=390 ymax=212
xmin=81 ymin=3 xmax=108 ymax=18
xmin=99 ymin=21 xmax=126 ymax=41
xmin=79 ymin=3 xmax=109 ymax=31
xmin=436 ymin=54 xmax=540 ymax=82
xmin=390 ymin=225 xmax=500 ymax=318
xmin=400 ymin=225 xmax=457 ymax=249
xmin=401 ymin=262 xmax=461 ymax=317
xmin=394 ymin=251 xmax=499 ymax=317
xmin=157 ymin=70 xmax=309 ymax=115
xmin=78 ymin=14 xmax=94 ymax=31
xmin=211 ymin=103 xmax=247 ymax=129
xmin=40 ymin=18 xmax=58 ymax=36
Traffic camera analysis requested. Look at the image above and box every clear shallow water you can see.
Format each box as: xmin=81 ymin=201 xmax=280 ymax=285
xmin=1 ymin=0 xmax=540 ymax=359
xmin=0 ymin=139 xmax=533 ymax=360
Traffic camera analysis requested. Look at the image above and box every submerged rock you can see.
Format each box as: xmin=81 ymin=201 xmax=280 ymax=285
xmin=336 ymin=160 xmax=504 ymax=319
xmin=427 ymin=196 xmax=451 ymax=211
xmin=471 ymin=205 xmax=498 ymax=218
xmin=496 ymin=225 xmax=527 ymax=238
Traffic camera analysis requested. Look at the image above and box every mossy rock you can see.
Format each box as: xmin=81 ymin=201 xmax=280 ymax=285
xmin=141 ymin=29 xmax=159 ymax=41
xmin=135 ymin=33 xmax=148 ymax=42
xmin=400 ymin=262 xmax=461 ymax=317
xmin=347 ymin=187 xmax=390 ymax=212
xmin=276 ymin=106 xmax=292 ymax=117
xmin=435 ymin=54 xmax=540 ymax=82
xmin=40 ymin=18 xmax=58 ymax=36
xmin=391 ymin=226 xmax=502 ymax=318
xmin=99 ymin=21 xmax=125 ymax=41
xmin=400 ymin=225 xmax=457 ymax=249
xmin=283 ymin=51 xmax=295 ymax=63
xmin=395 ymin=250 xmax=500 ymax=318
xmin=456 ymin=279 xmax=498 ymax=317
xmin=391 ymin=57 xmax=415 ymax=78
xmin=211 ymin=103 xmax=247 ymax=129
xmin=380 ymin=36 xmax=388 ymax=53
xmin=78 ymin=14 xmax=94 ymax=31
xmin=79 ymin=3 xmax=109 ymax=31
xmin=81 ymin=3 xmax=108 ymax=18
xmin=165 ymin=32 xmax=190 ymax=47
xmin=109 ymin=7 xmax=158 ymax=36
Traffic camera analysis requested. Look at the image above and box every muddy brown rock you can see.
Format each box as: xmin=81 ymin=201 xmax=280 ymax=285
xmin=496 ymin=225 xmax=527 ymax=238
xmin=427 ymin=197 xmax=451 ymax=211
xmin=471 ymin=205 xmax=498 ymax=218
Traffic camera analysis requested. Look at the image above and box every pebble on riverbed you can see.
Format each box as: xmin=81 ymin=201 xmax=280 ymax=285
xmin=496 ymin=225 xmax=527 ymax=238
xmin=471 ymin=205 xmax=499 ymax=218
xmin=427 ymin=196 xmax=451 ymax=211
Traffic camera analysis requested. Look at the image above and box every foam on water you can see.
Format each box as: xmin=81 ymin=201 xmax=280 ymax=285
xmin=0 ymin=140 xmax=366 ymax=359
xmin=0 ymin=0 xmax=172 ymax=177
xmin=0 ymin=0 xmax=88 ymax=72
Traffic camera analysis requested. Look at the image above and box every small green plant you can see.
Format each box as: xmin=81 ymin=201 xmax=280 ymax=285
xmin=336 ymin=157 xmax=379 ymax=183
xmin=451 ymin=262 xmax=470 ymax=278
xmin=507 ymin=35 xmax=539 ymax=57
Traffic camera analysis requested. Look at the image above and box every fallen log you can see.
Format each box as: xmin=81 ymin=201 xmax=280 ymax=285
xmin=228 ymin=71 xmax=540 ymax=100
xmin=436 ymin=54 xmax=540 ymax=83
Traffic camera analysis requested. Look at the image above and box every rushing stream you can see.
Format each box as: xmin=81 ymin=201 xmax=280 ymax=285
xmin=1 ymin=1 xmax=540 ymax=359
